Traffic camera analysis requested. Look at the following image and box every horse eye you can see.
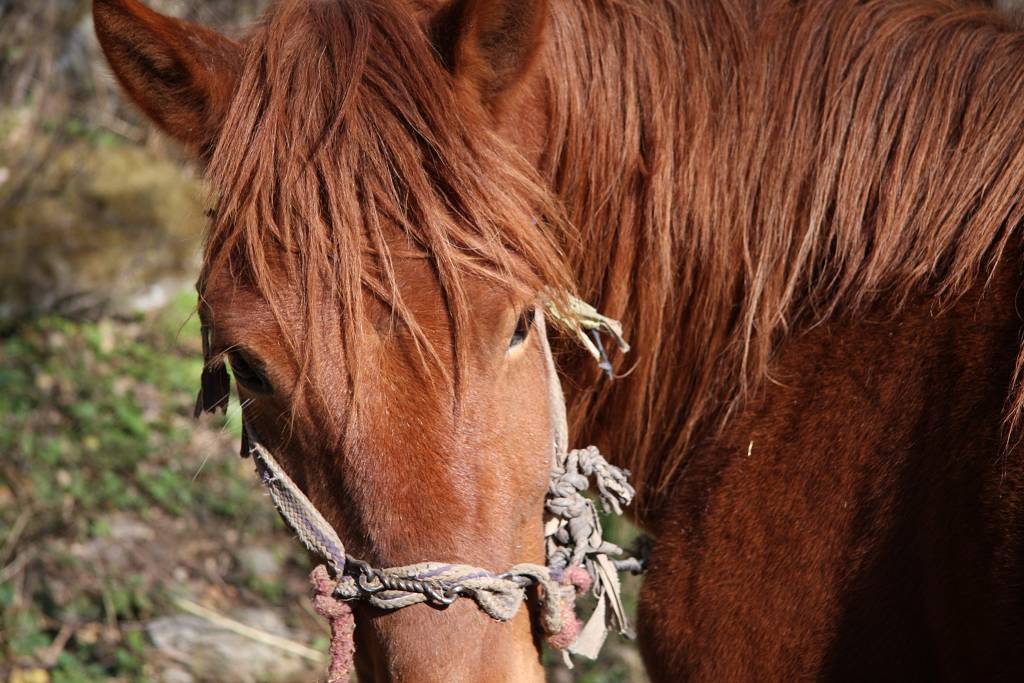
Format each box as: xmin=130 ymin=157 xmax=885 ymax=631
xmin=227 ymin=350 xmax=273 ymax=394
xmin=509 ymin=308 xmax=536 ymax=349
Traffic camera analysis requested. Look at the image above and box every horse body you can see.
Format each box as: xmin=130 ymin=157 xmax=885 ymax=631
xmin=642 ymin=258 xmax=1024 ymax=679
xmin=94 ymin=0 xmax=1024 ymax=679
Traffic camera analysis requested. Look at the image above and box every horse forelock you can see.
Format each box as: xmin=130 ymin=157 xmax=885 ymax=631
xmin=198 ymin=0 xmax=572 ymax=414
xmin=544 ymin=0 xmax=1024 ymax=510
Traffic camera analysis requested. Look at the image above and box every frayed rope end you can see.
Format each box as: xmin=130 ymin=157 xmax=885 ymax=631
xmin=311 ymin=565 xmax=356 ymax=682
xmin=544 ymin=564 xmax=592 ymax=651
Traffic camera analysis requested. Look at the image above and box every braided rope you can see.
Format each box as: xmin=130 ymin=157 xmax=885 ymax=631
xmin=253 ymin=441 xmax=347 ymax=572
xmin=546 ymin=445 xmax=635 ymax=573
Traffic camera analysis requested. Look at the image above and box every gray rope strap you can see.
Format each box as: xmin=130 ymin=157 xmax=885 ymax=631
xmin=331 ymin=559 xmax=556 ymax=622
xmin=253 ymin=440 xmax=539 ymax=617
xmin=546 ymin=445 xmax=635 ymax=572
xmin=543 ymin=445 xmax=639 ymax=660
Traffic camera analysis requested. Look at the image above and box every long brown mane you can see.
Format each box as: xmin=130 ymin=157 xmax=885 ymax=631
xmin=196 ymin=0 xmax=1024 ymax=509
xmin=543 ymin=0 xmax=1024 ymax=507
xmin=200 ymin=0 xmax=571 ymax=405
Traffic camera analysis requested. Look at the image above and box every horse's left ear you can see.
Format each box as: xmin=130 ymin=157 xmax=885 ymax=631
xmin=93 ymin=0 xmax=242 ymax=155
xmin=430 ymin=0 xmax=548 ymax=115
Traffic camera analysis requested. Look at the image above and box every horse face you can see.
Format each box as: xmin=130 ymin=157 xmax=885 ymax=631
xmin=198 ymin=251 xmax=555 ymax=680
xmin=94 ymin=0 xmax=559 ymax=679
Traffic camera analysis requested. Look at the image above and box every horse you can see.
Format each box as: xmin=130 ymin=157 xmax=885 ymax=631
xmin=93 ymin=0 xmax=1024 ymax=679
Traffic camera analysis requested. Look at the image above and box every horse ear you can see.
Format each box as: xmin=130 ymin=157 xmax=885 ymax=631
xmin=430 ymin=0 xmax=548 ymax=114
xmin=92 ymin=0 xmax=242 ymax=154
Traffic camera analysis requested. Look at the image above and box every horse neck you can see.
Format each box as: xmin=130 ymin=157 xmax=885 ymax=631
xmin=534 ymin=0 xmax=1024 ymax=517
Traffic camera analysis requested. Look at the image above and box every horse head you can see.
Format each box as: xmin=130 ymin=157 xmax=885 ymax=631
xmin=93 ymin=0 xmax=577 ymax=679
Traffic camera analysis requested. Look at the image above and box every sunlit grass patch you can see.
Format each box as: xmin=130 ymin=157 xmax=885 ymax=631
xmin=0 ymin=294 xmax=292 ymax=682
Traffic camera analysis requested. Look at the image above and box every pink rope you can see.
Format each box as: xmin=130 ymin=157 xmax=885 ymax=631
xmin=310 ymin=565 xmax=356 ymax=682
xmin=544 ymin=564 xmax=592 ymax=651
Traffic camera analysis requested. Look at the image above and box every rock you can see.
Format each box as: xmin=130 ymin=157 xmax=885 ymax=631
xmin=7 ymin=670 xmax=49 ymax=683
xmin=0 ymin=138 xmax=207 ymax=323
xmin=107 ymin=514 xmax=158 ymax=543
xmin=154 ymin=665 xmax=195 ymax=683
xmin=68 ymin=513 xmax=156 ymax=571
xmin=236 ymin=546 xmax=282 ymax=581
xmin=147 ymin=610 xmax=317 ymax=683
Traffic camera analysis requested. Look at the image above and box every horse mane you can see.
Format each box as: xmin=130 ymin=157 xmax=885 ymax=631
xmin=199 ymin=0 xmax=571 ymax=407
xmin=197 ymin=0 xmax=1024 ymax=509
xmin=544 ymin=0 xmax=1024 ymax=508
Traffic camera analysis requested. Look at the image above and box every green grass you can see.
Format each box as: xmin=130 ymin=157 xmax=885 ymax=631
xmin=0 ymin=293 xmax=248 ymax=521
xmin=0 ymin=292 xmax=267 ymax=681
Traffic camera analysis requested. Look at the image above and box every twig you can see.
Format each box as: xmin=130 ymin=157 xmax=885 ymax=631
xmin=0 ymin=547 xmax=35 ymax=584
xmin=37 ymin=623 xmax=76 ymax=667
xmin=102 ymin=587 xmax=118 ymax=632
xmin=0 ymin=508 xmax=31 ymax=565
xmin=174 ymin=597 xmax=325 ymax=663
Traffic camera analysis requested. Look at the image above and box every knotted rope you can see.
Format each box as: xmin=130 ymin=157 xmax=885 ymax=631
xmin=244 ymin=298 xmax=639 ymax=680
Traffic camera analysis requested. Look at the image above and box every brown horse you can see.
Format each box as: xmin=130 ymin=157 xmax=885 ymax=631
xmin=94 ymin=0 xmax=1024 ymax=679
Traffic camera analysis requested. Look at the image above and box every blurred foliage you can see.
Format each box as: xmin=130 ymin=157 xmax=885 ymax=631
xmin=0 ymin=0 xmax=262 ymax=118
xmin=0 ymin=1 xmax=261 ymax=323
xmin=0 ymin=291 xmax=246 ymax=517
xmin=0 ymin=293 xmax=274 ymax=682
xmin=0 ymin=135 xmax=208 ymax=322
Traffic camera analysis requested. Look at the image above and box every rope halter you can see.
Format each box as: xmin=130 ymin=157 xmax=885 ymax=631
xmin=226 ymin=297 xmax=641 ymax=680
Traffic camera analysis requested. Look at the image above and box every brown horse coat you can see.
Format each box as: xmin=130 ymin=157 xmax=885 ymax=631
xmin=641 ymin=260 xmax=1024 ymax=679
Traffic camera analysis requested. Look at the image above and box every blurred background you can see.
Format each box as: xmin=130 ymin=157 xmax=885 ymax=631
xmin=0 ymin=1 xmax=643 ymax=681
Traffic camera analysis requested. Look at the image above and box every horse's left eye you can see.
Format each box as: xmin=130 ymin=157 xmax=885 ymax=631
xmin=227 ymin=350 xmax=273 ymax=394
xmin=509 ymin=308 xmax=536 ymax=349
